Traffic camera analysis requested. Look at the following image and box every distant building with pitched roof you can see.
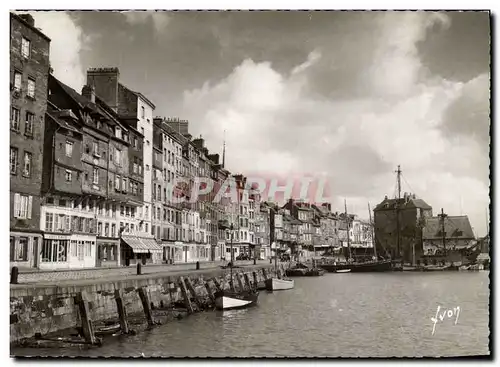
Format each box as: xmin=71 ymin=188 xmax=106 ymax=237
xmin=374 ymin=192 xmax=433 ymax=262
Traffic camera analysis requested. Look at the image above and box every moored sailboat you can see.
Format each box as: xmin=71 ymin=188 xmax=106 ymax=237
xmin=214 ymin=222 xmax=259 ymax=310
xmin=265 ymin=207 xmax=294 ymax=291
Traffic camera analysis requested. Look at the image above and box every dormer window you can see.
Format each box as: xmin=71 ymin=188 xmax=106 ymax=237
xmin=115 ymin=127 xmax=122 ymax=139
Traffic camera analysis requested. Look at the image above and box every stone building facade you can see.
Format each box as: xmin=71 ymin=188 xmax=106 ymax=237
xmin=10 ymin=13 xmax=51 ymax=269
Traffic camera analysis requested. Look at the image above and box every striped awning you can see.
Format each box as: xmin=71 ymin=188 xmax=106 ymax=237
xmin=122 ymin=235 xmax=163 ymax=254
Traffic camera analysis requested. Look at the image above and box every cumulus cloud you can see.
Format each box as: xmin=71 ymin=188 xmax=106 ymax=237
xmin=182 ymin=12 xmax=490 ymax=235
xmin=29 ymin=11 xmax=87 ymax=91
xmin=122 ymin=11 xmax=170 ymax=33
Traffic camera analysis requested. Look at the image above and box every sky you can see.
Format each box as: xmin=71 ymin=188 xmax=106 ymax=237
xmin=26 ymin=10 xmax=491 ymax=236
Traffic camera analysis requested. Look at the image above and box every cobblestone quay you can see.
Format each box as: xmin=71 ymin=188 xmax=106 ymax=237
xmin=10 ymin=263 xmax=276 ymax=344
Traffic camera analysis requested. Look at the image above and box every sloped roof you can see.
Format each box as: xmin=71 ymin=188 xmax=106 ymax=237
xmin=374 ymin=196 xmax=432 ymax=211
xmin=423 ymin=215 xmax=475 ymax=240
xmin=46 ymin=111 xmax=81 ymax=134
xmin=119 ymin=83 xmax=156 ymax=109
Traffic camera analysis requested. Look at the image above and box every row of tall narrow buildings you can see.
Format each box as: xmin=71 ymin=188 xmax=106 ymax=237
xmin=10 ymin=13 xmax=480 ymax=271
xmin=11 ymin=13 xmax=366 ymax=271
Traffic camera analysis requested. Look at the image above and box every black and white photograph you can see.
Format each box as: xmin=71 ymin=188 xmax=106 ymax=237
xmin=8 ymin=7 xmax=491 ymax=359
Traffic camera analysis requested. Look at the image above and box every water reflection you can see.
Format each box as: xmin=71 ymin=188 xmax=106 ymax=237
xmin=12 ymin=272 xmax=490 ymax=358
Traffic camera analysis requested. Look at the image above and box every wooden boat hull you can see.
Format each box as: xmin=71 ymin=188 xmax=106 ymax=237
xmin=214 ymin=290 xmax=259 ymax=311
xmin=320 ymin=260 xmax=393 ymax=273
xmin=265 ymin=277 xmax=295 ymax=291
xmin=335 ymin=269 xmax=351 ymax=273
xmin=423 ymin=265 xmax=450 ymax=271
xmin=285 ymin=268 xmax=326 ymax=277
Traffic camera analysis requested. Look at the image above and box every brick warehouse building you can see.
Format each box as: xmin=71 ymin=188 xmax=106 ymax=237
xmin=10 ymin=13 xmax=51 ymax=269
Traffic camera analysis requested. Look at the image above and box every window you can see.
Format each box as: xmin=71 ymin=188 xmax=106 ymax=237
xmin=133 ymin=137 xmax=137 ymax=148
xmin=41 ymin=240 xmax=68 ymax=262
xmin=77 ymin=241 xmax=84 ymax=260
xmin=122 ymin=178 xmax=127 ymax=193
xmin=14 ymin=237 xmax=29 ymax=261
xmin=23 ymin=152 xmax=32 ymax=177
xmin=21 ymin=37 xmax=30 ymax=58
xmin=93 ymin=141 xmax=99 ymax=155
xmin=25 ymin=112 xmax=34 ymax=136
xmin=93 ymin=167 xmax=99 ymax=184
xmin=98 ymin=222 xmax=102 ymax=235
xmin=111 ymin=224 xmax=116 ymax=237
xmin=10 ymin=147 xmax=18 ymax=174
xmin=63 ymin=141 xmax=73 ymax=158
xmin=13 ymin=71 xmax=22 ymax=91
xmin=11 ymin=107 xmax=20 ymax=131
xmin=115 ymin=175 xmax=120 ymax=191
xmin=115 ymin=149 xmax=121 ymax=165
xmin=45 ymin=213 xmax=53 ymax=231
xmin=65 ymin=170 xmax=72 ymax=182
xmin=141 ymin=106 xmax=145 ymax=119
xmin=27 ymin=78 xmax=35 ymax=98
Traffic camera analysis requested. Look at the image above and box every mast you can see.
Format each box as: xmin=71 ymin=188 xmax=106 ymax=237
xmin=438 ymin=208 xmax=447 ymax=256
xmin=344 ymin=199 xmax=351 ymax=260
xmin=395 ymin=165 xmax=402 ymax=259
xmin=269 ymin=206 xmax=276 ymax=272
xmin=368 ymin=202 xmax=377 ymax=259
xmin=222 ymin=130 xmax=226 ymax=169
xmin=230 ymin=223 xmax=234 ymax=281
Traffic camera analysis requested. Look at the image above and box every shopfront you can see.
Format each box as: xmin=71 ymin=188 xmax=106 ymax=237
xmin=121 ymin=232 xmax=163 ymax=266
xmin=96 ymin=238 xmax=119 ymax=267
xmin=162 ymin=241 xmax=183 ymax=264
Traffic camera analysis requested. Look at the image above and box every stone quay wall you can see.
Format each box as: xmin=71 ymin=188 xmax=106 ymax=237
xmin=10 ymin=265 xmax=276 ymax=343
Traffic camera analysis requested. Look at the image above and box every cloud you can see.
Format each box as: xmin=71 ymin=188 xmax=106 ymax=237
xmin=122 ymin=11 xmax=170 ymax=33
xmin=182 ymin=12 xmax=490 ymax=236
xmin=29 ymin=11 xmax=86 ymax=91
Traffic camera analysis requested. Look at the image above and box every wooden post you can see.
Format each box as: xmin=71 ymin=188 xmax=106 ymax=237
xmin=262 ymin=268 xmax=268 ymax=280
xmin=236 ymin=273 xmax=244 ymax=292
xmin=114 ymin=289 xmax=129 ymax=334
xmin=137 ymin=287 xmax=154 ymax=327
xmin=252 ymin=271 xmax=259 ymax=288
xmin=243 ymin=273 xmax=252 ymax=291
xmin=204 ymin=280 xmax=215 ymax=304
xmin=212 ymin=277 xmax=222 ymax=292
xmin=75 ymin=292 xmax=96 ymax=345
xmin=179 ymin=277 xmax=194 ymax=314
xmin=185 ymin=278 xmax=203 ymax=310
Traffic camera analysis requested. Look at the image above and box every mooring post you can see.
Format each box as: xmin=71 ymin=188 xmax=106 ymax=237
xmin=252 ymin=271 xmax=259 ymax=289
xmin=204 ymin=280 xmax=215 ymax=305
xmin=137 ymin=287 xmax=154 ymax=327
xmin=212 ymin=277 xmax=222 ymax=292
xmin=243 ymin=273 xmax=252 ymax=291
xmin=185 ymin=278 xmax=203 ymax=310
xmin=137 ymin=262 xmax=142 ymax=275
xmin=236 ymin=272 xmax=245 ymax=292
xmin=75 ymin=291 xmax=96 ymax=345
xmin=179 ymin=277 xmax=194 ymax=314
xmin=114 ymin=289 xmax=129 ymax=334
xmin=10 ymin=267 xmax=19 ymax=285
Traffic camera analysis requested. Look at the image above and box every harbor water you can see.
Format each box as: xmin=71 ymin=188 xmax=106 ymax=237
xmin=12 ymin=272 xmax=490 ymax=358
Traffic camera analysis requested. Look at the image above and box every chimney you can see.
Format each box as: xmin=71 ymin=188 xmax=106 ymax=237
xmin=412 ymin=193 xmax=416 ymax=199
xmin=86 ymin=67 xmax=120 ymax=112
xmin=384 ymin=195 xmax=388 ymax=200
xmin=82 ymin=85 xmax=96 ymax=103
xmin=18 ymin=14 xmax=35 ymax=27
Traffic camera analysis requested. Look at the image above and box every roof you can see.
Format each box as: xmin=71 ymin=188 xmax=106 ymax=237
xmin=374 ymin=196 xmax=432 ymax=211
xmin=422 ymin=215 xmax=475 ymax=240
xmin=119 ymin=83 xmax=156 ymax=109
xmin=46 ymin=111 xmax=81 ymax=134
xmin=11 ymin=13 xmax=51 ymax=42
